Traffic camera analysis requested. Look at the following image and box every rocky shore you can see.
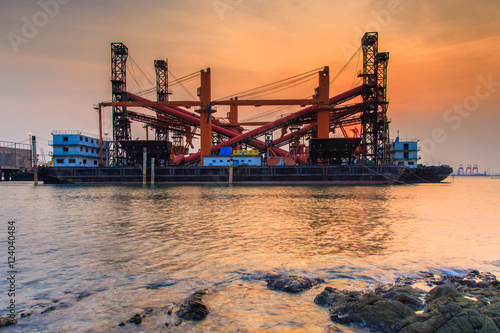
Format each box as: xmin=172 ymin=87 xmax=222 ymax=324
xmin=315 ymin=270 xmax=500 ymax=332
xmin=2 ymin=270 xmax=499 ymax=332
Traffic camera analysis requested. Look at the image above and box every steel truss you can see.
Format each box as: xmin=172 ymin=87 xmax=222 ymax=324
xmin=111 ymin=42 xmax=131 ymax=166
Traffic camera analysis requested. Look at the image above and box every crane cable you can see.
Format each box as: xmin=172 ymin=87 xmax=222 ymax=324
xmin=132 ymin=70 xmax=200 ymax=98
xmin=330 ymin=46 xmax=361 ymax=85
xmin=214 ymin=67 xmax=323 ymax=101
xmin=168 ymin=70 xmax=198 ymax=100
xmin=240 ymin=48 xmax=362 ymax=123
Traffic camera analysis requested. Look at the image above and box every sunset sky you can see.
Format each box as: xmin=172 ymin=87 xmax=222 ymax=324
xmin=1 ymin=0 xmax=499 ymax=172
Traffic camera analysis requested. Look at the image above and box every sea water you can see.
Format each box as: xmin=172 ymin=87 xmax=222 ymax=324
xmin=0 ymin=177 xmax=499 ymax=332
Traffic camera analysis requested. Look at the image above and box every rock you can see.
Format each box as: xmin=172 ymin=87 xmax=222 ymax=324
xmin=375 ymin=285 xmax=425 ymax=310
xmin=315 ymin=287 xmax=415 ymax=332
xmin=118 ymin=322 xmax=126 ymax=327
xmin=468 ymin=269 xmax=481 ymax=277
xmin=0 ymin=316 xmax=17 ymax=327
xmin=426 ymin=283 xmax=461 ymax=304
xmin=266 ymin=275 xmax=324 ymax=293
xmin=395 ymin=277 xmax=415 ymax=286
xmin=482 ymin=301 xmax=500 ymax=328
xmin=176 ymin=290 xmax=209 ymax=321
xmin=76 ymin=292 xmax=92 ymax=301
xmin=127 ymin=313 xmax=142 ymax=325
xmin=400 ymin=283 xmax=500 ymax=333
xmin=316 ymin=271 xmax=500 ymax=332
xmin=20 ymin=312 xmax=32 ymax=318
xmin=41 ymin=305 xmax=57 ymax=314
xmin=315 ymin=287 xmax=338 ymax=307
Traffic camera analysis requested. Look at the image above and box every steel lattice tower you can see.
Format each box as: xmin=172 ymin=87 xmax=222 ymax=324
xmin=154 ymin=60 xmax=170 ymax=140
xmin=375 ymin=52 xmax=390 ymax=163
xmin=360 ymin=32 xmax=390 ymax=164
xmin=111 ymin=42 xmax=131 ymax=166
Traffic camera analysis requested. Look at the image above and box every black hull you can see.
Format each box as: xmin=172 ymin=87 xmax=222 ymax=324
xmin=39 ymin=165 xmax=406 ymax=185
xmin=399 ymin=165 xmax=453 ymax=183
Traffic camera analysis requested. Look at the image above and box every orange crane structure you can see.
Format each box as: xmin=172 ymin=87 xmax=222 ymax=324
xmin=100 ymin=32 xmax=390 ymax=167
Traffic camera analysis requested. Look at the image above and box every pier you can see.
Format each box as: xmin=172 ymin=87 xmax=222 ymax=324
xmin=0 ymin=140 xmax=32 ymax=181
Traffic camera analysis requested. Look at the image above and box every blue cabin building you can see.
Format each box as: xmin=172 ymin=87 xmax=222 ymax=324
xmin=50 ymin=131 xmax=109 ymax=167
xmin=390 ymin=136 xmax=420 ymax=168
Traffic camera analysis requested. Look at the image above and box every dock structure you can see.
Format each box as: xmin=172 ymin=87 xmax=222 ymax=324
xmin=98 ymin=32 xmax=391 ymax=168
xmin=0 ymin=140 xmax=32 ymax=181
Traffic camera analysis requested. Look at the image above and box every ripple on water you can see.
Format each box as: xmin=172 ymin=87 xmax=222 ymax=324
xmin=0 ymin=179 xmax=499 ymax=331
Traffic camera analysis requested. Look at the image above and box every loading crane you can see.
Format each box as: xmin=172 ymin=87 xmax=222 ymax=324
xmin=99 ymin=32 xmax=390 ymax=167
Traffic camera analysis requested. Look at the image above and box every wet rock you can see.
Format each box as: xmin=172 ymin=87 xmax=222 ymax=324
xmin=266 ymin=274 xmax=324 ymax=293
xmin=483 ymin=301 xmax=500 ymax=328
xmin=375 ymin=285 xmax=425 ymax=310
xmin=400 ymin=283 xmax=500 ymax=333
xmin=127 ymin=313 xmax=142 ymax=325
xmin=468 ymin=269 xmax=481 ymax=277
xmin=317 ymin=270 xmax=499 ymax=332
xmin=41 ymin=305 xmax=57 ymax=314
xmin=0 ymin=316 xmax=17 ymax=327
xmin=117 ymin=322 xmax=126 ymax=327
xmin=20 ymin=312 xmax=32 ymax=318
xmin=76 ymin=292 xmax=92 ymax=301
xmin=315 ymin=287 xmax=415 ymax=332
xmin=176 ymin=290 xmax=209 ymax=321
xmin=394 ymin=277 xmax=416 ymax=286
xmin=315 ymin=287 xmax=338 ymax=307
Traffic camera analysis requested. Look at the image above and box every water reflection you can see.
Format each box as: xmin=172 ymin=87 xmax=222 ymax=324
xmin=2 ymin=179 xmax=499 ymax=332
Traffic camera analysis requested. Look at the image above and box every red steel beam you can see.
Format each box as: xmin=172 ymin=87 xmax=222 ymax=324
xmin=126 ymin=92 xmax=289 ymax=157
xmin=184 ymin=85 xmax=363 ymax=163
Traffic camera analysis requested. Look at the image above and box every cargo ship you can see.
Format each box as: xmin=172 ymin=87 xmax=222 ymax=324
xmin=40 ymin=138 xmax=406 ymax=185
xmin=39 ymin=164 xmax=406 ymax=185
xmin=390 ymin=136 xmax=453 ymax=183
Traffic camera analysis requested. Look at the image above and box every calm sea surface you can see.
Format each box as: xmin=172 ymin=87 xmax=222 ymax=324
xmin=0 ymin=177 xmax=499 ymax=332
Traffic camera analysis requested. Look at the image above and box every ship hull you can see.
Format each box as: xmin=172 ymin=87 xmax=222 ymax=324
xmin=39 ymin=165 xmax=406 ymax=185
xmin=399 ymin=165 xmax=453 ymax=183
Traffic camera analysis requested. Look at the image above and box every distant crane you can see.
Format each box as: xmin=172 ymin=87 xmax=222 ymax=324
xmin=39 ymin=148 xmax=46 ymax=164
xmin=466 ymin=164 xmax=472 ymax=175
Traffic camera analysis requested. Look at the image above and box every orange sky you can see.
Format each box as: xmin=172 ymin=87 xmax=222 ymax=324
xmin=1 ymin=0 xmax=499 ymax=172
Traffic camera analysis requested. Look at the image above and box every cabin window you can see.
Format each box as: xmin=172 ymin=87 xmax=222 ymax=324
xmin=83 ymin=159 xmax=87 ymax=164
xmin=80 ymin=136 xmax=83 ymax=141
xmin=56 ymin=159 xmax=64 ymax=164
xmin=408 ymin=161 xmax=415 ymax=165
xmin=404 ymin=144 xmax=409 ymax=150
xmin=63 ymin=147 xmax=69 ymax=152
xmin=86 ymin=148 xmax=88 ymax=152
xmin=91 ymin=139 xmax=94 ymax=144
xmin=63 ymin=136 xmax=68 ymax=141
xmin=69 ymin=158 xmax=76 ymax=163
xmin=404 ymin=152 xmax=409 ymax=158
xmin=94 ymin=160 xmax=98 ymax=165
